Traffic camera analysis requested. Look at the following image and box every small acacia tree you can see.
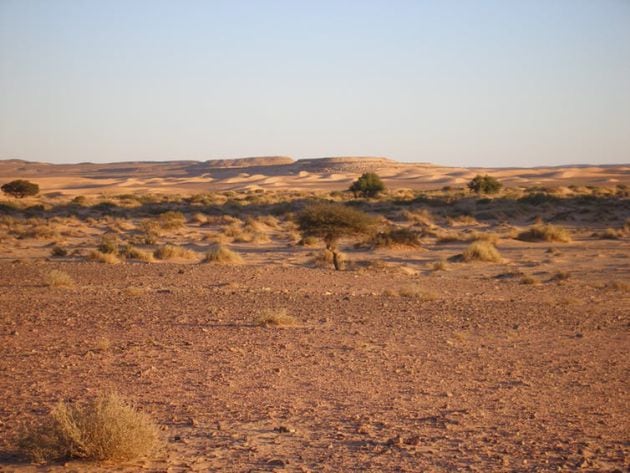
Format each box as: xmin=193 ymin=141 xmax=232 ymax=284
xmin=349 ymin=172 xmax=385 ymax=198
xmin=468 ymin=175 xmax=502 ymax=194
xmin=297 ymin=202 xmax=377 ymax=270
xmin=1 ymin=179 xmax=39 ymax=198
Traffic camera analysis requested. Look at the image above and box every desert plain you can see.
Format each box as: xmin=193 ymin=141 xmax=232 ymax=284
xmin=0 ymin=157 xmax=629 ymax=472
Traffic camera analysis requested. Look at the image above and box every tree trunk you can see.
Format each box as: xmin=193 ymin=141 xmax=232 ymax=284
xmin=326 ymin=241 xmax=341 ymax=271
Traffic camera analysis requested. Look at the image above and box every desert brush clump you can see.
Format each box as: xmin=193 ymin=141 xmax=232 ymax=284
xmin=120 ymin=245 xmax=155 ymax=262
xmin=371 ymin=228 xmax=422 ymax=248
xmin=45 ymin=270 xmax=75 ymax=287
xmin=88 ymin=250 xmax=122 ymax=264
xmin=462 ymin=240 xmax=502 ymax=262
xmin=153 ymin=244 xmax=198 ymax=260
xmin=517 ymin=224 xmax=572 ymax=243
xmin=202 ymin=244 xmax=243 ymax=264
xmin=50 ymin=246 xmax=68 ymax=257
xmin=255 ymin=308 xmax=297 ymax=327
xmin=468 ymin=175 xmax=502 ymax=194
xmin=19 ymin=393 xmax=159 ymax=463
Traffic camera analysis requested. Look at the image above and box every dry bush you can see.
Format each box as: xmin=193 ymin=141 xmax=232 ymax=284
xmin=470 ymin=231 xmax=499 ymax=245
xmin=397 ymin=286 xmax=438 ymax=300
xmin=593 ymin=228 xmax=624 ymax=240
xmin=371 ymin=228 xmax=422 ymax=248
xmin=399 ymin=208 xmax=434 ymax=226
xmin=517 ymin=224 xmax=572 ymax=243
xmin=125 ymin=287 xmax=146 ymax=296
xmin=95 ymin=337 xmax=111 ymax=351
xmin=50 ymin=246 xmax=68 ymax=257
xmin=88 ymin=250 xmax=122 ymax=264
xmin=255 ymin=308 xmax=297 ymax=327
xmin=462 ymin=240 xmax=502 ymax=262
xmin=604 ymin=280 xmax=630 ymax=292
xmin=190 ymin=212 xmax=209 ymax=225
xmin=46 ymin=270 xmax=75 ymax=287
xmin=447 ymin=214 xmax=478 ymax=226
xmin=202 ymin=244 xmax=243 ymax=264
xmin=156 ymin=211 xmax=186 ymax=230
xmin=97 ymin=233 xmax=120 ymax=254
xmin=121 ymin=246 xmax=154 ymax=262
xmin=432 ymin=259 xmax=447 ymax=271
xmin=520 ymin=275 xmax=540 ymax=285
xmin=297 ymin=235 xmax=319 ymax=246
xmin=549 ymin=271 xmax=570 ymax=282
xmin=310 ymin=249 xmax=346 ymax=269
xmin=19 ymin=393 xmax=159 ymax=462
xmin=153 ymin=244 xmax=198 ymax=260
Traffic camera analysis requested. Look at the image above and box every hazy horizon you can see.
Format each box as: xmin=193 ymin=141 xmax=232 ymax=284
xmin=1 ymin=0 xmax=629 ymax=167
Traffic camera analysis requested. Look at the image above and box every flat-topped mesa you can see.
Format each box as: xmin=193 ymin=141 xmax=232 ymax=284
xmin=204 ymin=156 xmax=295 ymax=168
xmin=295 ymin=156 xmax=398 ymax=173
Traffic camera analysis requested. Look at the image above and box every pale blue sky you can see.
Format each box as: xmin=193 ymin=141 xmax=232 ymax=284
xmin=1 ymin=0 xmax=629 ymax=166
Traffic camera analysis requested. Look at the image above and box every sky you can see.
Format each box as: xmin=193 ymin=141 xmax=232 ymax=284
xmin=0 ymin=0 xmax=629 ymax=167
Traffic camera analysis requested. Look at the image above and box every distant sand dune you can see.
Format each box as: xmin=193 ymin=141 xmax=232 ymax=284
xmin=0 ymin=157 xmax=628 ymax=195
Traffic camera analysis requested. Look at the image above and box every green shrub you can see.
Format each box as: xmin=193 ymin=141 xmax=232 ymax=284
xmin=467 ymin=175 xmax=502 ymax=194
xmin=349 ymin=172 xmax=385 ymax=198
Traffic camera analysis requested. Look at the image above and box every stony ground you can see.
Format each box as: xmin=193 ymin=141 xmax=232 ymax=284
xmin=0 ymin=249 xmax=628 ymax=472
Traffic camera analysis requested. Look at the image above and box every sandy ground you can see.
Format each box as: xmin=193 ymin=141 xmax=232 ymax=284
xmin=1 ymin=157 xmax=629 ymax=195
xmin=0 ymin=159 xmax=628 ymax=471
xmin=0 ymin=236 xmax=628 ymax=472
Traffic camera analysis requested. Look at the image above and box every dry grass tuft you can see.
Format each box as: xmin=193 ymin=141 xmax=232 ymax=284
xmin=121 ymin=246 xmax=155 ymax=262
xmin=432 ymin=259 xmax=448 ymax=271
xmin=255 ymin=308 xmax=297 ymax=327
xmin=19 ymin=393 xmax=159 ymax=462
xmin=462 ymin=240 xmax=502 ymax=262
xmin=153 ymin=245 xmax=198 ymax=260
xmin=520 ymin=275 xmax=540 ymax=285
xmin=46 ymin=270 xmax=75 ymax=287
xmin=202 ymin=244 xmax=243 ymax=264
xmin=88 ymin=250 xmax=122 ymax=264
xmin=517 ymin=224 xmax=572 ymax=243
xmin=397 ymin=286 xmax=438 ymax=300
xmin=125 ymin=287 xmax=146 ymax=296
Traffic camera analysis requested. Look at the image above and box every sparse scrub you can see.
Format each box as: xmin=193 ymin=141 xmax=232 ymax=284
xmin=153 ymin=244 xmax=198 ymax=260
xmin=517 ymin=224 xmax=572 ymax=243
xmin=156 ymin=211 xmax=186 ymax=230
xmin=50 ymin=246 xmax=68 ymax=257
xmin=521 ymin=275 xmax=540 ymax=285
xmin=549 ymin=271 xmax=570 ymax=282
xmin=46 ymin=270 xmax=75 ymax=287
xmin=88 ymin=250 xmax=122 ymax=264
xmin=462 ymin=240 xmax=502 ymax=262
xmin=19 ymin=393 xmax=159 ymax=462
xmin=97 ymin=233 xmax=120 ymax=254
xmin=432 ymin=259 xmax=447 ymax=271
xmin=255 ymin=308 xmax=297 ymax=327
xmin=120 ymin=245 xmax=154 ymax=262
xmin=397 ymin=286 xmax=438 ymax=300
xmin=371 ymin=228 xmax=422 ymax=249
xmin=468 ymin=175 xmax=502 ymax=194
xmin=202 ymin=244 xmax=243 ymax=264
xmin=593 ymin=228 xmax=624 ymax=240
